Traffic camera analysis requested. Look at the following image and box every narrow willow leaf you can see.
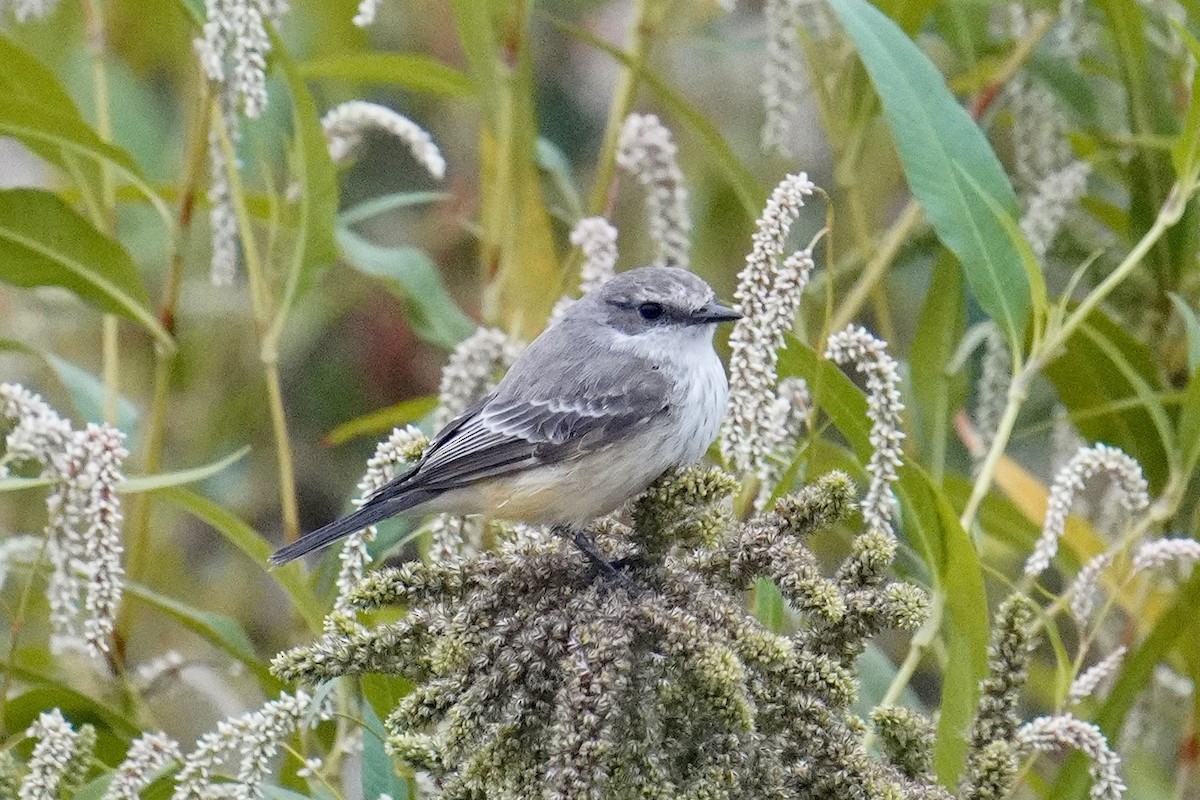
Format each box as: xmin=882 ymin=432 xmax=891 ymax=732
xmin=452 ymin=0 xmax=501 ymax=114
xmin=269 ymin=30 xmax=339 ymax=337
xmin=0 ymin=32 xmax=103 ymax=202
xmin=1044 ymin=311 xmax=1173 ymax=489
xmin=1169 ymin=292 xmax=1200 ymax=373
xmin=338 ymin=228 xmax=475 ymax=350
xmin=0 ymin=339 xmax=138 ymax=434
xmin=124 ymin=582 xmax=281 ymax=690
xmin=0 ymin=189 xmax=171 ymax=348
xmin=324 ymin=395 xmax=437 ymax=446
xmin=300 ymin=53 xmax=474 ymax=97
xmin=827 ymin=0 xmax=1029 ymax=349
xmin=159 ymin=487 xmax=326 ymax=631
xmin=910 ymin=253 xmax=967 ymax=478
xmin=121 ymin=446 xmax=251 ymax=493
xmin=778 ymin=337 xmax=989 ymax=782
xmin=2 ymin=681 xmax=139 ymax=763
xmin=362 ymin=699 xmax=410 ymax=800
xmin=338 ymin=191 xmax=450 ymax=227
xmin=537 ymin=136 xmax=584 ymax=220
xmin=0 ymin=96 xmax=172 ymax=227
xmin=753 ymin=578 xmax=786 ymax=633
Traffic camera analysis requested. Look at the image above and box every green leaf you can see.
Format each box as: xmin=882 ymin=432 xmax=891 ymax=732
xmin=121 ymin=446 xmax=251 ymax=493
xmin=338 ymin=191 xmax=450 ymax=227
xmin=753 ymin=578 xmax=786 ymax=633
xmin=1043 ymin=310 xmax=1174 ymax=490
xmin=779 ymin=336 xmax=988 ymax=783
xmin=268 ymin=30 xmax=339 ymax=342
xmin=300 ymin=53 xmax=474 ymax=97
xmin=362 ymin=698 xmax=409 ymax=800
xmin=324 ymin=395 xmax=437 ymax=447
xmin=1169 ymin=292 xmax=1200 ymax=373
xmin=550 ymin=17 xmax=765 ymax=219
xmin=0 ymin=96 xmax=172 ymax=227
xmin=337 ymin=228 xmax=474 ymax=350
xmin=125 ymin=582 xmax=280 ymax=689
xmin=827 ymin=0 xmax=1029 ymax=349
xmin=909 ymin=253 xmax=967 ymax=478
xmin=452 ymin=1 xmax=501 ymax=114
xmin=0 ymin=339 xmax=139 ymax=434
xmin=901 ymin=466 xmax=989 ymax=783
xmin=1169 ymin=20 xmax=1200 ymax=180
xmin=1177 ymin=372 xmax=1200 ymax=483
xmin=0 ymin=447 xmax=249 ymax=493
xmin=536 ymin=136 xmax=583 ymax=220
xmin=159 ymin=487 xmax=326 ymax=631
xmin=0 ymin=189 xmax=172 ymax=349
xmin=1 ymin=683 xmax=139 ymax=763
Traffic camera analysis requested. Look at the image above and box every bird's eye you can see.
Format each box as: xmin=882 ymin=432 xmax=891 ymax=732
xmin=638 ymin=302 xmax=664 ymax=321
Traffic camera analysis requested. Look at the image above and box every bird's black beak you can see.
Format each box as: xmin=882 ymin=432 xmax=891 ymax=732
xmin=692 ymin=301 xmax=742 ymax=324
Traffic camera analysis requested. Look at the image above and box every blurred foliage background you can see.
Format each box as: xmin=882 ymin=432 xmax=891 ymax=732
xmin=2 ymin=0 xmax=1200 ymax=797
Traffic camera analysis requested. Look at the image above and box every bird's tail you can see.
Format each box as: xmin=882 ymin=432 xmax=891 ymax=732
xmin=268 ymin=490 xmax=431 ymax=566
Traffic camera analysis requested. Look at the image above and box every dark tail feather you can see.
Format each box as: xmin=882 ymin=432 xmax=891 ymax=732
xmin=268 ymin=491 xmax=430 ymax=566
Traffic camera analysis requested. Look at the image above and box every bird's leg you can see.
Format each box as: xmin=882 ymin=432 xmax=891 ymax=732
xmin=552 ymin=526 xmax=635 ymax=588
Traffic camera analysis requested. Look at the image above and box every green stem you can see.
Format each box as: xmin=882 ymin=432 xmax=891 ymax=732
xmin=828 ymin=200 xmax=923 ymax=332
xmin=214 ymin=104 xmax=302 ymax=543
xmin=102 ymin=315 xmax=119 ymax=424
xmin=0 ymin=538 xmax=50 ymax=737
xmin=862 ymin=593 xmax=943 ymax=751
xmin=959 ymin=371 xmax=1027 ymax=532
xmin=584 ymin=0 xmax=658 ymax=217
xmin=124 ymin=83 xmax=211 ymax=630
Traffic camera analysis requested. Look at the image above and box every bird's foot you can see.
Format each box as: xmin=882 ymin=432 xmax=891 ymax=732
xmin=555 ymin=527 xmax=639 ymax=591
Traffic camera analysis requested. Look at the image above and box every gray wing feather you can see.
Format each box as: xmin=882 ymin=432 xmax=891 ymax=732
xmin=405 ymin=325 xmax=670 ymax=492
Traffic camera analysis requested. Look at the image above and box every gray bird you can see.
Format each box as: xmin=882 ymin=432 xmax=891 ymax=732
xmin=269 ymin=266 xmax=741 ymax=571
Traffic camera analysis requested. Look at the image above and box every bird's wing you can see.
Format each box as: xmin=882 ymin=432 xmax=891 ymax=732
xmin=402 ymin=336 xmax=672 ymax=493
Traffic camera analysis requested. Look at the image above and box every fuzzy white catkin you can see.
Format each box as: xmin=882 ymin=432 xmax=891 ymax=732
xmin=9 ymin=0 xmax=61 ymax=22
xmin=1068 ymin=551 xmax=1113 ymax=627
xmin=760 ymin=0 xmax=806 ymax=158
xmin=332 ymin=425 xmax=428 ymax=621
xmin=551 ymin=217 xmax=620 ymax=323
xmin=1024 ymin=444 xmax=1149 ymax=578
xmin=322 ymin=101 xmax=446 ymax=179
xmin=1 ymin=384 xmax=129 ymax=658
xmin=103 ymin=733 xmax=183 ymax=800
xmin=172 ymin=690 xmax=332 ymax=800
xmin=352 ymin=0 xmax=378 ymax=26
xmin=19 ymin=710 xmax=78 ymax=800
xmin=1131 ymin=537 xmax=1200 ymax=574
xmin=1017 ymin=714 xmax=1126 ymax=800
xmin=720 ymin=173 xmax=816 ymax=477
xmin=825 ymin=326 xmax=906 ymax=539
xmin=435 ymin=328 xmax=523 ymax=428
xmin=1021 ymin=160 xmax=1091 ymax=260
xmin=1069 ymin=647 xmax=1126 ymax=706
xmin=616 ymin=113 xmax=691 ymax=270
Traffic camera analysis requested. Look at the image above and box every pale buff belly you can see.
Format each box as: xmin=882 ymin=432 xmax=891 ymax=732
xmin=422 ymin=429 xmax=680 ymax=527
xmin=420 ymin=354 xmax=727 ymax=527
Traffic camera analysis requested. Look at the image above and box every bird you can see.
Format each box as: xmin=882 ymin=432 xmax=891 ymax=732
xmin=268 ymin=266 xmax=741 ymax=572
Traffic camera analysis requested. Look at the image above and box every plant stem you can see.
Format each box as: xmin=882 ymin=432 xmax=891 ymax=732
xmin=862 ymin=593 xmax=943 ymax=751
xmin=828 ymin=200 xmax=922 ymax=332
xmin=584 ymin=0 xmax=658 ymax=217
xmin=125 ymin=88 xmax=210 ymax=595
xmin=102 ymin=315 xmax=120 ymax=424
xmin=214 ymin=105 xmax=302 ymax=543
xmin=81 ymin=0 xmax=123 ymax=426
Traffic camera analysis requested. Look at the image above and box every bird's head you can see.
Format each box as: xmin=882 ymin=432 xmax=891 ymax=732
xmin=569 ymin=266 xmax=741 ymax=342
